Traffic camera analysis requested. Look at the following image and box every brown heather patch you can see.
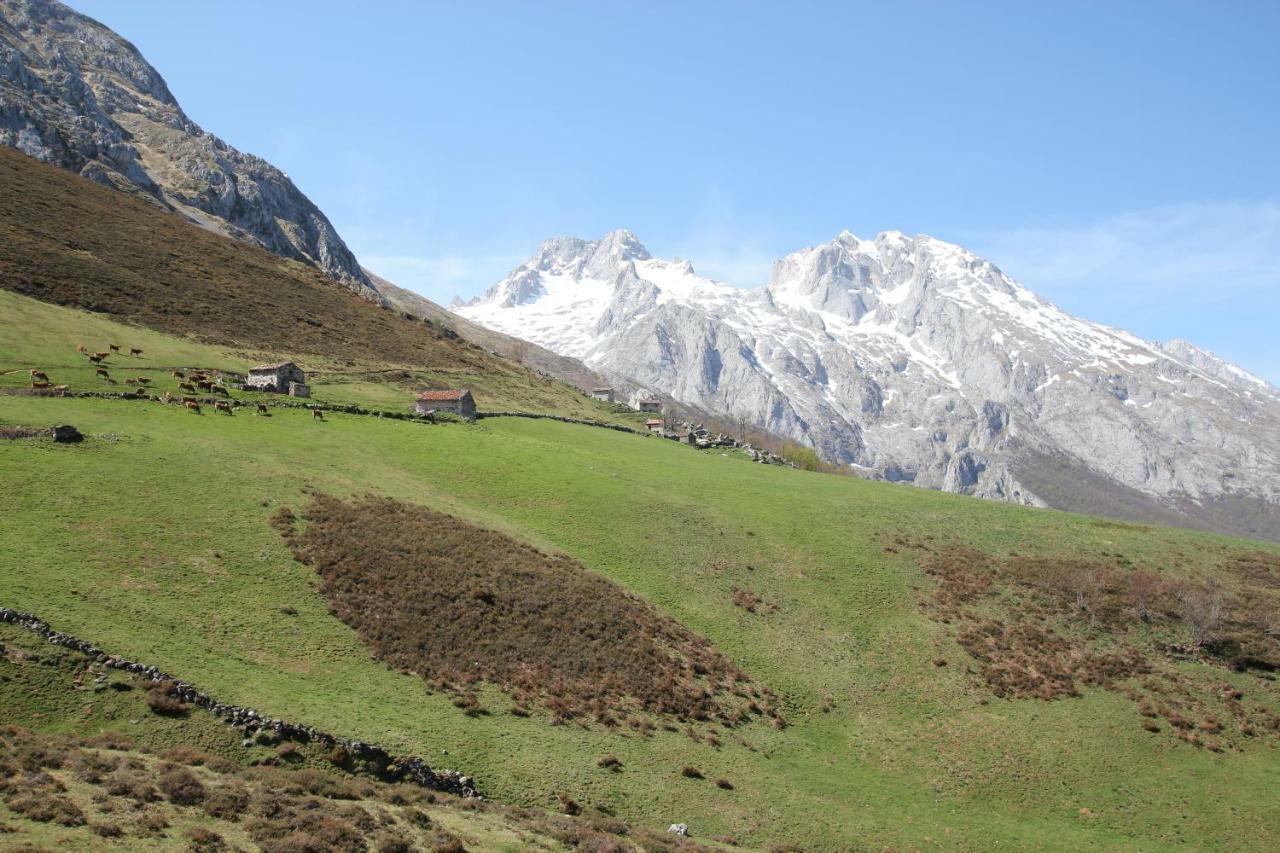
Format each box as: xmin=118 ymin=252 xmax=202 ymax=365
xmin=0 ymin=726 xmax=722 ymax=853
xmin=915 ymin=544 xmax=1280 ymax=747
xmin=288 ymin=494 xmax=777 ymax=731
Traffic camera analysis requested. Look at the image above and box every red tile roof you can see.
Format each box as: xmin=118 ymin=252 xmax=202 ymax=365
xmin=418 ymin=389 xmax=470 ymax=401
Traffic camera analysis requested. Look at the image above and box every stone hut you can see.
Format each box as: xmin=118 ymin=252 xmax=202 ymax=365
xmin=638 ymin=398 xmax=662 ymax=413
xmin=590 ymin=388 xmax=615 ymax=403
xmin=645 ymin=418 xmax=664 ymax=433
xmin=416 ymin=389 xmax=476 ymax=421
xmin=246 ymin=361 xmax=308 ymax=396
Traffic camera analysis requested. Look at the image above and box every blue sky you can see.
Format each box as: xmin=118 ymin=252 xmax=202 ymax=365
xmin=73 ymin=1 xmax=1280 ymax=382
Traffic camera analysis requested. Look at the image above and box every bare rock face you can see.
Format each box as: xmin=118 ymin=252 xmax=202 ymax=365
xmin=0 ymin=0 xmax=375 ymax=297
xmin=460 ymin=229 xmax=1280 ymax=539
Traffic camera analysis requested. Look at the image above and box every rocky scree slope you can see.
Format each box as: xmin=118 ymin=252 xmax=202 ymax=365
xmin=458 ymin=229 xmax=1280 ymax=539
xmin=0 ymin=0 xmax=375 ymax=297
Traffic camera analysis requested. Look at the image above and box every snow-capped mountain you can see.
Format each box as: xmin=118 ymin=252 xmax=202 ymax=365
xmin=459 ymin=229 xmax=1280 ymax=539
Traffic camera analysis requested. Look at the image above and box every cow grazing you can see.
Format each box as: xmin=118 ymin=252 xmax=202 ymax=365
xmin=95 ymin=368 xmax=110 ymax=379
xmin=312 ymin=409 xmax=324 ymax=421
xmin=196 ymin=380 xmax=213 ymax=391
xmin=213 ymin=401 xmax=233 ymax=415
xmin=29 ymin=370 xmax=48 ymax=381
xmin=180 ymin=395 xmax=196 ymax=405
xmin=88 ymin=355 xmax=103 ymax=364
xmin=93 ymin=351 xmax=109 ymax=360
xmin=136 ymin=377 xmax=151 ymax=385
xmin=178 ymin=382 xmax=196 ymax=393
xmin=172 ymin=369 xmax=185 ymax=379
xmin=256 ymin=402 xmax=269 ymax=415
xmin=109 ymin=344 xmax=120 ymax=352
xmin=130 ymin=348 xmax=143 ymax=357
xmin=184 ymin=401 xmax=202 ymax=414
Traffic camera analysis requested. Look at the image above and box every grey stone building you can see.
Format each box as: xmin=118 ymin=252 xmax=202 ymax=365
xmin=246 ymin=362 xmax=309 ymax=396
xmin=415 ymin=389 xmax=476 ymax=420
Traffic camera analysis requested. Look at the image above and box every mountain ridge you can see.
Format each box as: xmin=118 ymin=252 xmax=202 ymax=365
xmin=458 ymin=228 xmax=1280 ymax=539
xmin=0 ymin=0 xmax=376 ymax=296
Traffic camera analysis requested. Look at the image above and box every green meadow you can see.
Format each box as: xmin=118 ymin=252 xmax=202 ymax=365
xmin=0 ymin=292 xmax=1277 ymax=850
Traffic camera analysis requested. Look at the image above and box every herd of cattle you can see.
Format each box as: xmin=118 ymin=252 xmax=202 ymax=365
xmin=21 ymin=343 xmax=324 ymax=419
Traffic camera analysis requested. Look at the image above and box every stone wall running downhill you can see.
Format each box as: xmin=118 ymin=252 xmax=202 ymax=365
xmin=0 ymin=607 xmax=479 ymax=798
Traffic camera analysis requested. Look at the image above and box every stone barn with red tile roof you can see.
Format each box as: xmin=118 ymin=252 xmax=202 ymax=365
xmin=415 ymin=389 xmax=476 ymax=420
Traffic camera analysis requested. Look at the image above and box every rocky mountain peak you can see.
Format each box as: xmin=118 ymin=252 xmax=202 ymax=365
xmin=458 ymin=227 xmax=1280 ymax=538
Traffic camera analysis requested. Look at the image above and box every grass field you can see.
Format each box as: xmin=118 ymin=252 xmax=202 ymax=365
xmin=3 ymin=355 xmax=1279 ymax=850
xmin=0 ymin=623 xmax=713 ymax=853
xmin=0 ymin=288 xmax=638 ymax=422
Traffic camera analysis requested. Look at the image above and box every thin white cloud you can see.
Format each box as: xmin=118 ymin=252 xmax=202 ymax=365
xmin=968 ymin=200 xmax=1280 ymax=384
xmin=971 ymin=200 xmax=1280 ymax=294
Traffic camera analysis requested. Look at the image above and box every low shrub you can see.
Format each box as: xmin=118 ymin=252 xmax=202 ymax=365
xmin=5 ymin=792 xmax=85 ymax=826
xmin=158 ymin=765 xmax=207 ymax=805
xmin=145 ymin=681 xmax=188 ymax=716
xmin=187 ymin=826 xmax=227 ymax=851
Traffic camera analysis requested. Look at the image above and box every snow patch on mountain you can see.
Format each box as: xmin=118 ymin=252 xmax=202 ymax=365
xmin=458 ymin=229 xmax=1280 ymax=531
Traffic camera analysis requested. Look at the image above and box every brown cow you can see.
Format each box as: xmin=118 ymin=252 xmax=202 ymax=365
xmin=88 ymin=355 xmax=103 ymax=364
xmin=312 ymin=409 xmax=325 ymax=421
xmin=172 ymin=369 xmax=186 ymax=379
xmin=256 ymin=402 xmax=269 ymax=415
xmin=95 ymin=368 xmax=110 ymax=379
xmin=130 ymin=348 xmax=143 ymax=357
xmin=93 ymin=351 xmax=109 ymax=360
xmin=109 ymin=344 xmax=120 ymax=352
xmin=181 ymin=396 xmax=197 ymax=405
xmin=213 ymin=401 xmax=233 ymax=415
xmin=136 ymin=377 xmax=151 ymax=385
xmin=179 ymin=382 xmax=196 ymax=393
xmin=184 ymin=401 xmax=202 ymax=414
xmin=196 ymin=380 xmax=213 ymax=391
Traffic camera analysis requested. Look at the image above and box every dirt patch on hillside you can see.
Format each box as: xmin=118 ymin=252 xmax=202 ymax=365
xmin=285 ymin=495 xmax=778 ymax=732
xmin=911 ymin=540 xmax=1280 ymax=749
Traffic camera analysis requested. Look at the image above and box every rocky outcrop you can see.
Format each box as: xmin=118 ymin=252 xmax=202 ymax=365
xmin=459 ymin=229 xmax=1280 ymax=539
xmin=0 ymin=0 xmax=375 ymax=296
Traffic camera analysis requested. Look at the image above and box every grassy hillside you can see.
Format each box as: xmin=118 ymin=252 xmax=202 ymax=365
xmin=2 ymin=302 xmax=1279 ymax=850
xmin=0 ymin=623 xmax=718 ymax=852
xmin=0 ymin=146 xmax=632 ymax=421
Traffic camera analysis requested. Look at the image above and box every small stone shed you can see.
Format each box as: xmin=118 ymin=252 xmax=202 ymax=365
xmin=645 ymin=418 xmax=664 ymax=433
xmin=590 ymin=387 xmax=615 ymax=403
xmin=416 ymin=389 xmax=476 ymax=421
xmin=637 ymin=398 xmax=662 ymax=413
xmin=246 ymin=361 xmax=309 ymax=396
